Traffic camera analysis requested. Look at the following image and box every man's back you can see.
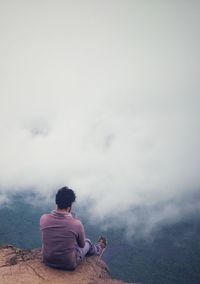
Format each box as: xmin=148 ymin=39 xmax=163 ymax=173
xmin=40 ymin=210 xmax=85 ymax=270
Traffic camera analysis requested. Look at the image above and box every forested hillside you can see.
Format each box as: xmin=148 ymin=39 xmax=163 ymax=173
xmin=0 ymin=193 xmax=200 ymax=284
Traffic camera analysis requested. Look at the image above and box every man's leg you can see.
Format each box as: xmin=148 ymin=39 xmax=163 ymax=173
xmin=76 ymin=237 xmax=107 ymax=264
xmin=79 ymin=240 xmax=91 ymax=257
xmin=76 ymin=239 xmax=91 ymax=263
xmin=76 ymin=238 xmax=103 ymax=261
xmin=85 ymin=239 xmax=103 ymax=256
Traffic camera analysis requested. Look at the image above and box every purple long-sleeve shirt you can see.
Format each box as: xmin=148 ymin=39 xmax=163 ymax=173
xmin=40 ymin=210 xmax=85 ymax=270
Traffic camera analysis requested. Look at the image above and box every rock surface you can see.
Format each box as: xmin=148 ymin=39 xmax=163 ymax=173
xmin=0 ymin=245 xmax=131 ymax=284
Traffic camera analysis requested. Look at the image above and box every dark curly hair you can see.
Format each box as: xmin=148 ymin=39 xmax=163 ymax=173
xmin=55 ymin=186 xmax=76 ymax=209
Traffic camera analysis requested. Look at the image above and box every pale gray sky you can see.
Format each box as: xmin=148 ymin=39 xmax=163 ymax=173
xmin=0 ymin=0 xmax=200 ymax=232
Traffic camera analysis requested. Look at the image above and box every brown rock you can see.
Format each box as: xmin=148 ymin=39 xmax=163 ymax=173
xmin=0 ymin=245 xmax=131 ymax=284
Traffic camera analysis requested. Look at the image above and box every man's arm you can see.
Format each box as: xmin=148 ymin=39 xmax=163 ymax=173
xmin=77 ymin=222 xmax=86 ymax=248
xmin=40 ymin=214 xmax=46 ymax=230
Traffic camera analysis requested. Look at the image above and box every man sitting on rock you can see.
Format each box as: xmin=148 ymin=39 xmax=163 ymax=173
xmin=40 ymin=186 xmax=107 ymax=270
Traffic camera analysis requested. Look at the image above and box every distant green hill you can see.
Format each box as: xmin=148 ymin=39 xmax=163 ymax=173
xmin=0 ymin=192 xmax=200 ymax=284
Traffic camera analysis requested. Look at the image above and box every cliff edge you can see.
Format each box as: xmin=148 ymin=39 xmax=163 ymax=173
xmin=0 ymin=245 xmax=132 ymax=284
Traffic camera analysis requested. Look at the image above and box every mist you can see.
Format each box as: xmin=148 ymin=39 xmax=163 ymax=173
xmin=0 ymin=0 xmax=200 ymax=235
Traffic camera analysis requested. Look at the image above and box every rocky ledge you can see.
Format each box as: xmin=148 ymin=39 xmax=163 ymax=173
xmin=0 ymin=245 xmax=134 ymax=284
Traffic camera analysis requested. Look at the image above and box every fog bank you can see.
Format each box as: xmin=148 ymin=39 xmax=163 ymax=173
xmin=0 ymin=0 xmax=200 ymax=234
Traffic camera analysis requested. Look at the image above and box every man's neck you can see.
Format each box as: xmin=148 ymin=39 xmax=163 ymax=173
xmin=57 ymin=207 xmax=71 ymax=213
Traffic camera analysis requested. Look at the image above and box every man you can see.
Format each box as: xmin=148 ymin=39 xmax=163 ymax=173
xmin=40 ymin=186 xmax=107 ymax=270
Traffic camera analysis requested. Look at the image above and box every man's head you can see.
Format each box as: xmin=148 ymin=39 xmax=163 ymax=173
xmin=55 ymin=186 xmax=76 ymax=210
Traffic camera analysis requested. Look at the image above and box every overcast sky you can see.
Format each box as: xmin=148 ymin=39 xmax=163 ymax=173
xmin=0 ymin=0 xmax=200 ymax=233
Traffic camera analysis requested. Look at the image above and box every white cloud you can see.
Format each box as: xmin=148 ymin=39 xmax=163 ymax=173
xmin=0 ymin=0 xmax=200 ymax=232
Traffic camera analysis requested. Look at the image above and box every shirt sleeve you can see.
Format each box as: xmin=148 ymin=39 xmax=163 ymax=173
xmin=40 ymin=214 xmax=45 ymax=230
xmin=77 ymin=221 xmax=85 ymax=248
